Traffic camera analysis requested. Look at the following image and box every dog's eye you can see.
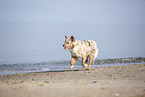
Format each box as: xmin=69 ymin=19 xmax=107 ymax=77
xmin=66 ymin=42 xmax=69 ymax=44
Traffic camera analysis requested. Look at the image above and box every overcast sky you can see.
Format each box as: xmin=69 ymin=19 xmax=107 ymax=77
xmin=0 ymin=0 xmax=145 ymax=63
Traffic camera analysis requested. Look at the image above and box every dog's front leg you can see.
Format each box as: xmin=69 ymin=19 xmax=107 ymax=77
xmin=71 ymin=57 xmax=76 ymax=69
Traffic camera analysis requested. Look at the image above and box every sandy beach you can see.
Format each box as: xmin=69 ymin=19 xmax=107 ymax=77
xmin=0 ymin=64 xmax=145 ymax=97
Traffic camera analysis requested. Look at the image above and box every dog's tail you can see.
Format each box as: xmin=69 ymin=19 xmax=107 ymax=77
xmin=91 ymin=41 xmax=99 ymax=60
xmin=94 ymin=47 xmax=99 ymax=60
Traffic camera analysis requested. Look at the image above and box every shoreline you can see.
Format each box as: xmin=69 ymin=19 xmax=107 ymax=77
xmin=0 ymin=64 xmax=145 ymax=97
xmin=1 ymin=62 xmax=145 ymax=75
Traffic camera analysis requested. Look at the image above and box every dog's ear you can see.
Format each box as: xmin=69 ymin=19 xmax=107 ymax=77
xmin=65 ymin=36 xmax=68 ymax=39
xmin=70 ymin=36 xmax=75 ymax=42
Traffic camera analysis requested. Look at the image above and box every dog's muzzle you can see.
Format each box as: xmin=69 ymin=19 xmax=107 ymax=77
xmin=63 ymin=45 xmax=67 ymax=50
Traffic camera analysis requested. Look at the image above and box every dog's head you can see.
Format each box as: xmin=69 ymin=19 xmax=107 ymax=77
xmin=63 ymin=36 xmax=75 ymax=50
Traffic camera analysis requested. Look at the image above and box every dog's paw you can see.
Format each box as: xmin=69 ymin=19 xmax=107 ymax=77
xmin=82 ymin=64 xmax=88 ymax=68
xmin=85 ymin=64 xmax=88 ymax=67
xmin=86 ymin=66 xmax=90 ymax=70
xmin=71 ymin=65 xmax=74 ymax=69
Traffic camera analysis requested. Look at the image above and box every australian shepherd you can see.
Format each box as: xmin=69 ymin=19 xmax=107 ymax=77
xmin=63 ymin=36 xmax=98 ymax=70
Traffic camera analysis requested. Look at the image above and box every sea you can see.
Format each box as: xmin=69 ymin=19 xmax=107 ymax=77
xmin=0 ymin=57 xmax=145 ymax=75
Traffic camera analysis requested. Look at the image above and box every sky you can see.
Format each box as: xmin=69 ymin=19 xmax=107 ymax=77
xmin=0 ymin=0 xmax=145 ymax=24
xmin=0 ymin=0 xmax=145 ymax=63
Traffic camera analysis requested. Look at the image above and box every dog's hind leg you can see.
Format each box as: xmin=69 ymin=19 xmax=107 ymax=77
xmin=82 ymin=56 xmax=88 ymax=67
xmin=84 ymin=56 xmax=89 ymax=67
xmin=86 ymin=56 xmax=94 ymax=70
xmin=86 ymin=49 xmax=97 ymax=70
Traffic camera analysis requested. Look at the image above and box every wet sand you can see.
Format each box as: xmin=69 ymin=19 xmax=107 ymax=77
xmin=0 ymin=64 xmax=145 ymax=97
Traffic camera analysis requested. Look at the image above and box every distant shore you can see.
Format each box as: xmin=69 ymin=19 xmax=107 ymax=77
xmin=0 ymin=64 xmax=145 ymax=97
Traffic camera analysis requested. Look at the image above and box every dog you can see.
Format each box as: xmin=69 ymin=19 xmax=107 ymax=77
xmin=63 ymin=36 xmax=98 ymax=70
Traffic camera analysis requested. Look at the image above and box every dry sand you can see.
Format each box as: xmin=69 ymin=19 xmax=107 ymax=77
xmin=0 ymin=64 xmax=145 ymax=97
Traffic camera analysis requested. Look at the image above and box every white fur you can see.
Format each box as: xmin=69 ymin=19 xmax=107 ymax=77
xmin=71 ymin=65 xmax=74 ymax=69
xmin=85 ymin=64 xmax=88 ymax=67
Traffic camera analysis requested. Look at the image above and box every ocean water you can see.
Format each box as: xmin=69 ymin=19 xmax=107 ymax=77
xmin=0 ymin=57 xmax=145 ymax=75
